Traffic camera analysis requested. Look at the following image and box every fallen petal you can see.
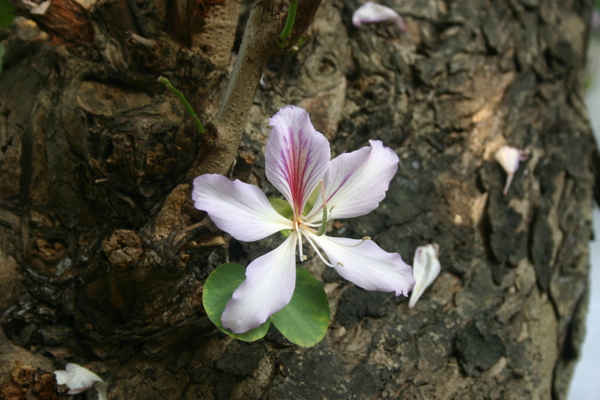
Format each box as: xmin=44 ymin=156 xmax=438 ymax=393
xmin=54 ymin=364 xmax=107 ymax=400
xmin=309 ymin=233 xmax=414 ymax=296
xmin=307 ymin=140 xmax=398 ymax=223
xmin=408 ymin=243 xmax=441 ymax=308
xmin=222 ymin=233 xmax=298 ymax=333
xmin=266 ymin=105 xmax=331 ymax=218
xmin=352 ymin=2 xmax=406 ymax=30
xmin=192 ymin=174 xmax=293 ymax=242
xmin=495 ymin=146 xmax=529 ymax=195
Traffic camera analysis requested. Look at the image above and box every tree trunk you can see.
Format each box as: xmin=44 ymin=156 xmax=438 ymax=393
xmin=0 ymin=0 xmax=595 ymax=399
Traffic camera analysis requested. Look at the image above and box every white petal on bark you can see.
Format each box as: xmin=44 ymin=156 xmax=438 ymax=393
xmin=222 ymin=234 xmax=298 ymax=333
xmin=408 ymin=243 xmax=441 ymax=308
xmin=494 ymin=146 xmax=529 ymax=195
xmin=265 ymin=106 xmax=330 ymax=217
xmin=192 ymin=174 xmax=293 ymax=242
xmin=306 ymin=140 xmax=398 ymax=223
xmin=309 ymin=233 xmax=414 ymax=296
xmin=352 ymin=2 xmax=406 ymax=30
xmin=54 ymin=363 xmax=106 ymax=400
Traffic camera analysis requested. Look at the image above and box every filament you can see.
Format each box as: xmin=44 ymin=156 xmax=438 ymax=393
xmin=303 ymin=233 xmax=342 ymax=268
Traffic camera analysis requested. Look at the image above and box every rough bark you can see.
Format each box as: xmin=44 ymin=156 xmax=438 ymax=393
xmin=0 ymin=0 xmax=595 ymax=399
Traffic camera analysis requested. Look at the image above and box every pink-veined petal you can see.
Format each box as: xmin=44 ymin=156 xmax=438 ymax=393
xmin=222 ymin=234 xmax=298 ymax=333
xmin=408 ymin=243 xmax=441 ymax=308
xmin=192 ymin=174 xmax=293 ymax=242
xmin=307 ymin=140 xmax=398 ymax=223
xmin=265 ymin=106 xmax=330 ymax=218
xmin=308 ymin=233 xmax=414 ymax=296
xmin=352 ymin=2 xmax=406 ymax=30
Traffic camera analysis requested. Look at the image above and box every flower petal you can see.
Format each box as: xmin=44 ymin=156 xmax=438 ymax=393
xmin=408 ymin=243 xmax=441 ymax=308
xmin=192 ymin=174 xmax=293 ymax=242
xmin=307 ymin=140 xmax=398 ymax=222
xmin=352 ymin=2 xmax=406 ymax=30
xmin=266 ymin=106 xmax=331 ymax=218
xmin=494 ymin=146 xmax=529 ymax=195
xmin=309 ymin=233 xmax=414 ymax=296
xmin=54 ymin=364 xmax=103 ymax=395
xmin=222 ymin=233 xmax=298 ymax=333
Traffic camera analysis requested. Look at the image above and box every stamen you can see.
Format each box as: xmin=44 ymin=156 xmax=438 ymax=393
xmin=316 ymin=181 xmax=328 ymax=236
xmin=297 ymin=226 xmax=305 ymax=262
xmin=303 ymin=233 xmax=338 ymax=268
xmin=341 ymin=237 xmax=371 ymax=248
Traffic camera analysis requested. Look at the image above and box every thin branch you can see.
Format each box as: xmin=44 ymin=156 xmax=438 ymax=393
xmin=158 ymin=76 xmax=206 ymax=135
xmin=190 ymin=0 xmax=323 ymax=177
xmin=277 ymin=0 xmax=298 ymax=48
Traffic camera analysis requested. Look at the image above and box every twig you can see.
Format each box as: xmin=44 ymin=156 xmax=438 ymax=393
xmin=277 ymin=0 xmax=298 ymax=48
xmin=191 ymin=0 xmax=323 ymax=177
xmin=158 ymin=76 xmax=206 ymax=135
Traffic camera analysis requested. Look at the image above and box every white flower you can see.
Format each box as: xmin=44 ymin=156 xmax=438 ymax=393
xmin=352 ymin=2 xmax=406 ymax=30
xmin=192 ymin=106 xmax=415 ymax=333
xmin=408 ymin=243 xmax=441 ymax=308
xmin=54 ymin=363 xmax=107 ymax=400
xmin=495 ymin=146 xmax=529 ymax=195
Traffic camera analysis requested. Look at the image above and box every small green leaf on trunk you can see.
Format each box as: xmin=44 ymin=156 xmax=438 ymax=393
xmin=203 ymin=263 xmax=270 ymax=341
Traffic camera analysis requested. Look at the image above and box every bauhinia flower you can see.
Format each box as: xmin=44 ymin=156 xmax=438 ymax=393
xmin=352 ymin=1 xmax=407 ymax=30
xmin=408 ymin=243 xmax=441 ymax=308
xmin=495 ymin=146 xmax=529 ymax=195
xmin=54 ymin=363 xmax=107 ymax=400
xmin=193 ymin=106 xmax=414 ymax=333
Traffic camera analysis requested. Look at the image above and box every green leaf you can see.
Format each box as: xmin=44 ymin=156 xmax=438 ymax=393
xmin=202 ymin=263 xmax=270 ymax=341
xmin=270 ymin=197 xmax=293 ymax=219
xmin=269 ymin=197 xmax=293 ymax=237
xmin=303 ymin=186 xmax=320 ymax=216
xmin=272 ymin=268 xmax=330 ymax=347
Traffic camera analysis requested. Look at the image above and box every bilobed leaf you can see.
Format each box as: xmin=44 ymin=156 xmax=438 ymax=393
xmin=269 ymin=197 xmax=293 ymax=237
xmin=303 ymin=185 xmax=320 ymax=216
xmin=269 ymin=198 xmax=293 ymax=219
xmin=203 ymin=263 xmax=270 ymax=341
xmin=272 ymin=268 xmax=330 ymax=347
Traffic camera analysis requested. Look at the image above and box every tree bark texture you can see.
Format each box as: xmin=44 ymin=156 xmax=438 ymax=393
xmin=0 ymin=0 xmax=595 ymax=399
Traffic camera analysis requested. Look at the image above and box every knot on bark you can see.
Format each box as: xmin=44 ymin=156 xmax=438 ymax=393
xmin=102 ymin=230 xmax=143 ymax=270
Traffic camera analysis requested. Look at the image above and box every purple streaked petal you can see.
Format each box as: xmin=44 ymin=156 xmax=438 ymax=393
xmin=192 ymin=174 xmax=293 ymax=242
xmin=307 ymin=140 xmax=398 ymax=223
xmin=352 ymin=2 xmax=406 ymax=30
xmin=408 ymin=243 xmax=441 ymax=308
xmin=222 ymin=234 xmax=298 ymax=333
xmin=308 ymin=233 xmax=414 ymax=296
xmin=266 ymin=106 xmax=330 ymax=218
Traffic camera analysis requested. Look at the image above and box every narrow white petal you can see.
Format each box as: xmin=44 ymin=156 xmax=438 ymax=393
xmin=54 ymin=363 xmax=104 ymax=395
xmin=408 ymin=243 xmax=441 ymax=308
xmin=192 ymin=174 xmax=293 ymax=242
xmin=307 ymin=140 xmax=398 ymax=222
xmin=222 ymin=234 xmax=298 ymax=333
xmin=265 ymin=106 xmax=331 ymax=217
xmin=308 ymin=233 xmax=414 ymax=296
xmin=352 ymin=2 xmax=406 ymax=30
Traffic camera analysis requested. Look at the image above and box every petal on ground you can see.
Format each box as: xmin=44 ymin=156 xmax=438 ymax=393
xmin=352 ymin=2 xmax=406 ymax=30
